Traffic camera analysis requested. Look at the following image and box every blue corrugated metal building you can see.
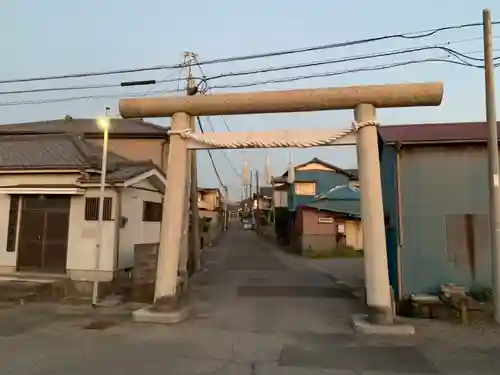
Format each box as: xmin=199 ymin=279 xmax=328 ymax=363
xmin=379 ymin=121 xmax=497 ymax=299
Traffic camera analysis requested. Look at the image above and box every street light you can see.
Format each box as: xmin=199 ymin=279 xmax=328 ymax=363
xmin=92 ymin=115 xmax=110 ymax=307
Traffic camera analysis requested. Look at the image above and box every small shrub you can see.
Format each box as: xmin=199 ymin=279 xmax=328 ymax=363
xmin=468 ymin=285 xmax=493 ymax=302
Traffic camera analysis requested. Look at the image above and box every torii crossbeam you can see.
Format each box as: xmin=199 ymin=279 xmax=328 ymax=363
xmin=120 ymin=82 xmax=443 ymax=329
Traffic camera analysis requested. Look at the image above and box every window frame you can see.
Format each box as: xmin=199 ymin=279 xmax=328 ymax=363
xmin=84 ymin=197 xmax=113 ymax=221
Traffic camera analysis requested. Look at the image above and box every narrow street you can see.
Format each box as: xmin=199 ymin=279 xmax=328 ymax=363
xmin=0 ymin=227 xmax=499 ymax=374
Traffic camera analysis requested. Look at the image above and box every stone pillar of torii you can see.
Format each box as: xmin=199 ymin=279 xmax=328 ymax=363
xmin=119 ymin=82 xmax=443 ymax=332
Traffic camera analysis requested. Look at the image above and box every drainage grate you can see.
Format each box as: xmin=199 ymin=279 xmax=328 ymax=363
xmin=237 ymin=285 xmax=356 ymax=299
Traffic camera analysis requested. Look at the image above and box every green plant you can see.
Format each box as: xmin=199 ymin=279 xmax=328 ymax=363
xmin=303 ymin=246 xmax=364 ymax=259
xmin=468 ymin=285 xmax=493 ymax=302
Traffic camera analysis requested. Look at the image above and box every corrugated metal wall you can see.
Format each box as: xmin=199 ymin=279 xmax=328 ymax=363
xmin=380 ymin=145 xmax=400 ymax=298
xmin=399 ymin=145 xmax=492 ymax=295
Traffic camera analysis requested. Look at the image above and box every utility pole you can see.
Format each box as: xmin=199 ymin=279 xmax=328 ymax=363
xmin=185 ymin=52 xmax=201 ymax=273
xmin=249 ymin=170 xmax=253 ymax=203
xmin=256 ymin=170 xmax=260 ymax=234
xmin=483 ymin=9 xmax=500 ymax=324
xmin=223 ymin=185 xmax=228 ymax=231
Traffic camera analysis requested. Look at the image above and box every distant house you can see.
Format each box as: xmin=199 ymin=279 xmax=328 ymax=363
xmin=270 ymin=158 xmax=355 ymax=245
xmin=197 ymin=188 xmax=224 ymax=246
xmin=283 ymin=158 xmax=353 ymax=211
xmin=295 ymin=185 xmax=363 ymax=254
xmin=0 ymin=133 xmax=165 ymax=287
xmin=379 ymin=121 xmax=498 ymax=299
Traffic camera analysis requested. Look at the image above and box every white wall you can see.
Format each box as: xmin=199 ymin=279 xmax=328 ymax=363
xmin=273 ymin=190 xmax=288 ymax=207
xmin=0 ymin=189 xmax=118 ymax=278
xmin=0 ymin=173 xmax=80 ymax=186
xmin=0 ymin=175 xmax=163 ymax=279
xmin=119 ymin=180 xmax=163 ymax=269
xmin=66 ymin=189 xmax=117 ymax=280
xmin=0 ymin=194 xmax=15 ymax=270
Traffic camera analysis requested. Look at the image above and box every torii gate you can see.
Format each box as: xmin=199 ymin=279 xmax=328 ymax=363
xmin=119 ymin=82 xmax=443 ymax=328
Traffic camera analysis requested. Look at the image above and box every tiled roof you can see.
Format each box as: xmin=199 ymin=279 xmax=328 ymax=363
xmin=378 ymin=121 xmax=499 ymax=145
xmin=314 ymin=185 xmax=360 ymax=201
xmin=0 ymin=133 xmax=158 ymax=183
xmin=0 ymin=118 xmax=168 ymax=136
xmin=305 ymin=199 xmax=360 ymax=218
xmin=305 ymin=184 xmax=360 ymax=217
xmin=79 ymin=163 xmax=157 ymax=183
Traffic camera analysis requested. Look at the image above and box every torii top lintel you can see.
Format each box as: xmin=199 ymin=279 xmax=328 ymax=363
xmin=119 ymin=82 xmax=443 ymax=118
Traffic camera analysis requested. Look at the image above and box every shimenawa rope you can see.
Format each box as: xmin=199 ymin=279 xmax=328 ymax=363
xmin=167 ymin=120 xmax=379 ymax=149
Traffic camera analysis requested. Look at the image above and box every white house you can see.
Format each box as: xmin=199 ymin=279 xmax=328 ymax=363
xmin=0 ymin=133 xmax=166 ymax=283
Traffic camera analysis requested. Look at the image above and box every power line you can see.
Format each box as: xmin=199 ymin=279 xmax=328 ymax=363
xmin=0 ymin=42 xmax=495 ymax=97
xmin=202 ymin=116 xmax=241 ymax=179
xmin=0 ymin=87 xmax=181 ymax=107
xmin=1 ymin=20 xmax=498 ymax=85
xmin=211 ymin=57 xmax=500 ymax=90
xmin=1 ymin=55 xmax=493 ymax=107
xmin=193 ymin=55 xmax=248 ymax=180
xmin=204 ymin=44 xmax=499 ymax=84
xmin=0 ymin=73 xmax=188 ymax=96
xmin=196 ymin=117 xmax=225 ymax=188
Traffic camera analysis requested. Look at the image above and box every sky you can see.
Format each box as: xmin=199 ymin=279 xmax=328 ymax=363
xmin=1 ymin=0 xmax=500 ymax=200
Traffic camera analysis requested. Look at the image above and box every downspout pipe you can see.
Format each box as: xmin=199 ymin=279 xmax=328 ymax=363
xmin=394 ymin=141 xmax=404 ymax=300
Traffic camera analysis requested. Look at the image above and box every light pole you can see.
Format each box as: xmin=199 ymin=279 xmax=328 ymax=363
xmin=92 ymin=115 xmax=110 ymax=307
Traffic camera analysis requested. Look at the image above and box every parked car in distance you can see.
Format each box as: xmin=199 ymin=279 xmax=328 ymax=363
xmin=242 ymin=218 xmax=253 ymax=230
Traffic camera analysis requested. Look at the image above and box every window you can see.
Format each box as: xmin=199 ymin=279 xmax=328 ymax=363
xmin=143 ymin=201 xmax=162 ymax=222
xmin=85 ymin=197 xmax=113 ymax=221
xmin=294 ymin=182 xmax=316 ymax=196
xmin=6 ymin=195 xmax=19 ymax=252
xmin=273 ymin=190 xmax=288 ymax=207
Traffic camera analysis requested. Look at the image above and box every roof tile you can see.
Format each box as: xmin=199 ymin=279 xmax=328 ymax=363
xmin=0 ymin=133 xmax=160 ymax=183
xmin=378 ymin=121 xmax=499 ymax=144
xmin=0 ymin=118 xmax=167 ymax=135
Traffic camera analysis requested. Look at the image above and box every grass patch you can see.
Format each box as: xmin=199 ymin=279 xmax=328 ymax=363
xmin=303 ymin=246 xmax=364 ymax=259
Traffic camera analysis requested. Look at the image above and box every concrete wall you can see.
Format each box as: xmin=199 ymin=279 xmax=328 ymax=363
xmin=395 ymin=144 xmax=492 ymax=295
xmin=132 ymin=242 xmax=159 ymax=303
xmin=119 ymin=180 xmax=163 ymax=269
